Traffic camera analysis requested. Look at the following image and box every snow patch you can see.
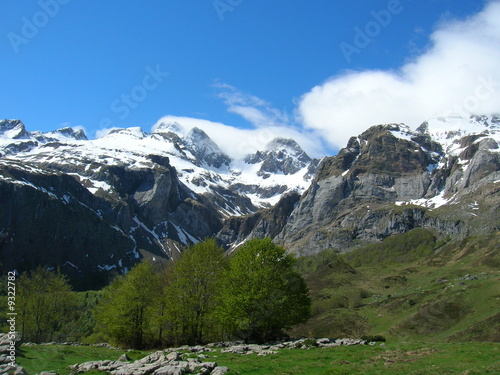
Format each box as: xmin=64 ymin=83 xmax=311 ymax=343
xmin=396 ymin=191 xmax=458 ymax=209
xmin=63 ymin=261 xmax=79 ymax=270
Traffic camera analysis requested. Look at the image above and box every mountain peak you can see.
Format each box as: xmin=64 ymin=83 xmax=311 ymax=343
xmin=186 ymin=127 xmax=211 ymax=142
xmin=184 ymin=127 xmax=231 ymax=169
xmin=244 ymin=137 xmax=313 ymax=177
xmin=266 ymin=138 xmax=305 ymax=155
xmin=49 ymin=127 xmax=88 ymax=141
xmin=153 ymin=121 xmax=183 ymax=135
xmin=0 ymin=119 xmax=27 ymax=139
xmin=106 ymin=127 xmax=145 ymax=139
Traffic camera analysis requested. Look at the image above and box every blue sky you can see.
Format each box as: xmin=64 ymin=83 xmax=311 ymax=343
xmin=1 ymin=0 xmax=498 ymax=157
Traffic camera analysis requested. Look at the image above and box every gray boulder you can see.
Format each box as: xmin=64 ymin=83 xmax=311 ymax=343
xmin=153 ymin=365 xmax=185 ymax=375
xmin=211 ymin=366 xmax=230 ymax=375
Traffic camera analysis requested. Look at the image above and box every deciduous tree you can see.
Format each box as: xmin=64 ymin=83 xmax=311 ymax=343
xmin=17 ymin=267 xmax=76 ymax=343
xmin=163 ymin=238 xmax=227 ymax=345
xmin=94 ymin=261 xmax=161 ymax=348
xmin=219 ymin=238 xmax=311 ymax=343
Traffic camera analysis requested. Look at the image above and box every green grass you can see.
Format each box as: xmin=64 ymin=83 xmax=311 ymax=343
xmin=14 ymin=342 xmax=500 ymax=375
xmin=216 ymin=342 xmax=500 ymax=374
xmin=292 ymin=231 xmax=500 ymax=343
xmin=16 ymin=345 xmax=148 ymax=375
xmin=10 ymin=231 xmax=500 ymax=374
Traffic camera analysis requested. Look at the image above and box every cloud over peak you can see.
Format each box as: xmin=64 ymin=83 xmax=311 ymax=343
xmin=298 ymin=1 xmax=500 ymax=149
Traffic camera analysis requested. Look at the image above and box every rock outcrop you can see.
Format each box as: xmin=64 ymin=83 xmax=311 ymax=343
xmin=221 ymin=117 xmax=500 ymax=255
xmin=66 ymin=338 xmax=377 ymax=375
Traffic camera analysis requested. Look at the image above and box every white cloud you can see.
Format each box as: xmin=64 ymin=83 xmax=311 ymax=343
xmin=95 ymin=127 xmax=120 ymax=139
xmin=152 ymin=115 xmax=326 ymax=159
xmin=214 ymin=83 xmax=291 ymax=128
xmin=298 ymin=1 xmax=500 ymax=149
xmin=149 ymin=84 xmax=330 ymax=159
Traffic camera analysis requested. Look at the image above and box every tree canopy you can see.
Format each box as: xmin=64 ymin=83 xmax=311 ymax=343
xmin=17 ymin=267 xmax=77 ymax=343
xmin=94 ymin=261 xmax=161 ymax=348
xmin=219 ymin=238 xmax=311 ymax=343
xmin=163 ymin=238 xmax=227 ymax=345
xmin=92 ymin=238 xmax=311 ymax=348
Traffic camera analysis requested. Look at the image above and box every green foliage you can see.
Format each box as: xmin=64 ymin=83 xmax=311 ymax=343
xmin=94 ymin=261 xmax=161 ymax=349
xmin=345 ymin=228 xmax=437 ymax=266
xmin=91 ymin=238 xmax=311 ymax=347
xmin=162 ymin=238 xmax=227 ymax=345
xmin=17 ymin=267 xmax=77 ymax=343
xmin=219 ymin=238 xmax=311 ymax=343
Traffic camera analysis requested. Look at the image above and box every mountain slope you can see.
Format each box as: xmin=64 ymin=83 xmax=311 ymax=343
xmin=1 ymin=115 xmax=498 ymax=288
xmin=219 ymin=115 xmax=500 ymax=255
xmin=0 ymin=119 xmax=317 ymax=287
xmin=292 ymin=230 xmax=500 ymax=342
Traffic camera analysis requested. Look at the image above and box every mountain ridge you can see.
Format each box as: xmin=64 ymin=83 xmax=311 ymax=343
xmin=1 ymin=115 xmax=499 ymax=288
xmin=0 ymin=119 xmax=317 ymax=288
xmin=218 ymin=115 xmax=500 ymax=255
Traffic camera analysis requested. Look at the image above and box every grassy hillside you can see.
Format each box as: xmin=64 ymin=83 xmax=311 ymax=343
xmin=292 ymin=229 xmax=500 ymax=343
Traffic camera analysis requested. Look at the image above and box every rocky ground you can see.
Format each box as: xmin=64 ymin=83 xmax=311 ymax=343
xmin=5 ymin=336 xmax=382 ymax=375
xmin=66 ymin=338 xmax=380 ymax=375
xmin=0 ymin=332 xmax=25 ymax=375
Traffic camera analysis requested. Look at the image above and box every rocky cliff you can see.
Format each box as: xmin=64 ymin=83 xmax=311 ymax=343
xmin=1 ymin=115 xmax=498 ymax=286
xmin=218 ymin=116 xmax=500 ymax=256
xmin=0 ymin=119 xmax=317 ymax=288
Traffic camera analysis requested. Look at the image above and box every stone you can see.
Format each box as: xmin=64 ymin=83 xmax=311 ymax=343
xmin=118 ymin=353 xmax=130 ymax=362
xmin=0 ymin=364 xmax=27 ymax=375
xmin=190 ymin=345 xmax=206 ymax=353
xmin=140 ymin=351 xmax=168 ymax=364
xmin=211 ymin=366 xmax=230 ymax=375
xmin=166 ymin=351 xmax=183 ymax=362
xmin=153 ymin=365 xmax=186 ymax=375
xmin=316 ymin=338 xmax=332 ymax=345
xmin=198 ymin=362 xmax=217 ymax=371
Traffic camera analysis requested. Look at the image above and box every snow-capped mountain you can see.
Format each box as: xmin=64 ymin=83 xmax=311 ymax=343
xmin=0 ymin=119 xmax=317 ymax=288
xmin=1 ymin=114 xmax=499 ymax=287
xmin=218 ymin=114 xmax=500 ymax=255
xmin=0 ymin=120 xmax=316 ymax=214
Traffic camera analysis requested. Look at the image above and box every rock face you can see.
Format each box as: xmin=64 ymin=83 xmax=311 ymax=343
xmin=0 ymin=120 xmax=317 ymax=288
xmin=1 ymin=115 xmax=499 ymax=284
xmin=0 ymin=155 xmax=225 ymax=289
xmin=221 ymin=116 xmax=500 ymax=255
xmin=217 ymin=192 xmax=301 ymax=250
xmin=244 ymin=138 xmax=316 ymax=178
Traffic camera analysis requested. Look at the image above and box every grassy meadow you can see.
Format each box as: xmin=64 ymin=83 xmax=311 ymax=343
xmin=8 ymin=229 xmax=500 ymax=374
